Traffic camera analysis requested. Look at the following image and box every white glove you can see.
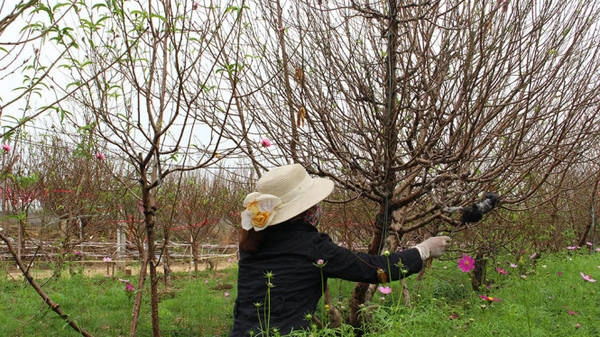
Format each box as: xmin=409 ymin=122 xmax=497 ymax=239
xmin=415 ymin=236 xmax=451 ymax=260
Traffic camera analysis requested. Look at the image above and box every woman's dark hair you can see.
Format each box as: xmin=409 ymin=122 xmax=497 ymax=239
xmin=239 ymin=228 xmax=265 ymax=253
xmin=239 ymin=208 xmax=314 ymax=253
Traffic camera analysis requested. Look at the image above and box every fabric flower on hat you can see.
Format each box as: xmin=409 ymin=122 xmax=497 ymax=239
xmin=241 ymin=193 xmax=282 ymax=231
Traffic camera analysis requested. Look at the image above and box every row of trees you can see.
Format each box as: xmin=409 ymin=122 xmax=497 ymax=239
xmin=2 ymin=1 xmax=600 ymax=336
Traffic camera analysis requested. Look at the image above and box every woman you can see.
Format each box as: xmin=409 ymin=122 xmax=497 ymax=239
xmin=230 ymin=164 xmax=451 ymax=336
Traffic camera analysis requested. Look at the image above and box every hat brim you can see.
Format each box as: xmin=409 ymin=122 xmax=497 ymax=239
xmin=268 ymin=177 xmax=334 ymax=226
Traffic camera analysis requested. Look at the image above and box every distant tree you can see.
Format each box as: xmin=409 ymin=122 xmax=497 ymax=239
xmin=233 ymin=0 xmax=600 ymax=326
xmin=166 ymin=168 xmax=245 ymax=275
xmin=0 ymin=139 xmax=44 ymax=259
xmin=37 ymin=134 xmax=120 ymax=277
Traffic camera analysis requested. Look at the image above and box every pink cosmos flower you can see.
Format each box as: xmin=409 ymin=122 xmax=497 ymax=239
xmin=377 ymin=286 xmax=392 ymax=295
xmin=567 ymin=246 xmax=579 ymax=250
xmin=509 ymin=263 xmax=518 ymax=268
xmin=125 ymin=282 xmax=135 ymax=292
xmin=260 ymin=138 xmax=272 ymax=147
xmin=458 ymin=254 xmax=475 ymax=273
xmin=580 ymin=272 xmax=596 ymax=282
xmin=1 ymin=144 xmax=11 ymax=152
xmin=479 ymin=295 xmax=501 ymax=302
xmin=567 ymin=310 xmax=578 ymax=315
xmin=496 ymin=268 xmax=507 ymax=275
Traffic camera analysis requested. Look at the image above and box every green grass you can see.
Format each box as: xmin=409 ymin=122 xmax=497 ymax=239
xmin=0 ymin=269 xmax=236 ymax=337
xmin=1 ymin=251 xmax=598 ymax=337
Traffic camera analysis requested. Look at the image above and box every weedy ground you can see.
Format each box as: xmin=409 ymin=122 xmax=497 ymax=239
xmin=0 ymin=249 xmax=598 ymax=337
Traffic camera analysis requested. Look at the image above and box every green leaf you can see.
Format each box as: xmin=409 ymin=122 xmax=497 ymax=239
xmin=150 ymin=13 xmax=166 ymax=22
xmin=34 ymin=2 xmax=54 ymax=22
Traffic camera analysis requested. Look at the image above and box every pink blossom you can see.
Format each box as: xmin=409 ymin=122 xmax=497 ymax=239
xmin=260 ymin=138 xmax=272 ymax=147
xmin=566 ymin=245 xmax=579 ymax=250
xmin=95 ymin=152 xmax=106 ymax=160
xmin=509 ymin=263 xmax=518 ymax=268
xmin=125 ymin=282 xmax=135 ymax=292
xmin=496 ymin=268 xmax=507 ymax=275
xmin=580 ymin=272 xmax=596 ymax=283
xmin=567 ymin=310 xmax=578 ymax=315
xmin=458 ymin=254 xmax=475 ymax=273
xmin=479 ymin=295 xmax=501 ymax=302
xmin=224 ymin=292 xmax=230 ymax=297
xmin=557 ymin=271 xmax=563 ymax=277
xmin=1 ymin=144 xmax=11 ymax=152
xmin=103 ymin=256 xmax=112 ymax=263
xmin=575 ymin=323 xmax=581 ymax=329
xmin=377 ymin=286 xmax=392 ymax=295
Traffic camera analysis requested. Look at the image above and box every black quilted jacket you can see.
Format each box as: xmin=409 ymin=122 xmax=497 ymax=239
xmin=229 ymin=219 xmax=423 ymax=336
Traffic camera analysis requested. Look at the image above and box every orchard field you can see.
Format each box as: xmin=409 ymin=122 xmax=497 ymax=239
xmin=2 ymin=0 xmax=600 ymax=336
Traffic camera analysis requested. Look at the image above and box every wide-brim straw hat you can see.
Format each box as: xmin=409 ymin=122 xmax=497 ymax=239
xmin=241 ymin=164 xmax=334 ymax=231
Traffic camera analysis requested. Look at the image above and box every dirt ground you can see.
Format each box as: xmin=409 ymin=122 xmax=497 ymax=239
xmin=3 ymin=256 xmax=236 ymax=280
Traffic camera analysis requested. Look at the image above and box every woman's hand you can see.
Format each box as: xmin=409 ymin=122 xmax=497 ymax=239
xmin=415 ymin=236 xmax=451 ymax=260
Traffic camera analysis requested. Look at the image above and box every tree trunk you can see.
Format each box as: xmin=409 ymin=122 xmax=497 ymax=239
xmin=130 ymin=248 xmax=149 ymax=337
xmin=578 ymin=176 xmax=598 ymax=248
xmin=144 ymin=192 xmax=161 ymax=337
xmin=191 ymin=234 xmax=199 ymax=275
xmin=162 ymin=226 xmax=172 ymax=287
xmin=349 ymin=209 xmax=386 ymax=327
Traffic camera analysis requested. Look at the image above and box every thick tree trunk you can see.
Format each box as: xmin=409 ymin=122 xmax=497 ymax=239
xmin=349 ymin=210 xmax=386 ymax=327
xmin=144 ymin=194 xmax=161 ymax=337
